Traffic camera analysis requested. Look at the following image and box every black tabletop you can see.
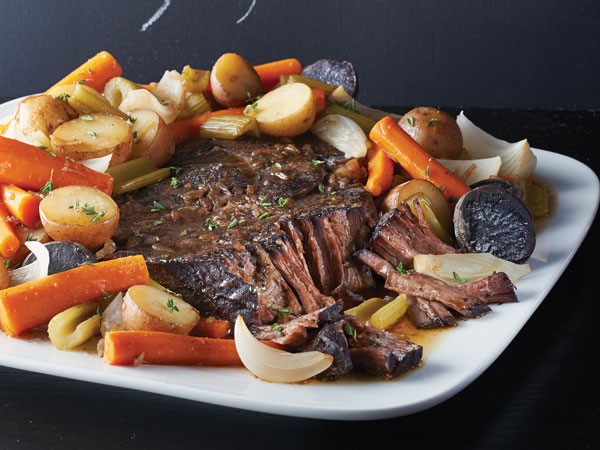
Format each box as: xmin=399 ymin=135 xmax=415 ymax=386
xmin=1 ymin=106 xmax=598 ymax=450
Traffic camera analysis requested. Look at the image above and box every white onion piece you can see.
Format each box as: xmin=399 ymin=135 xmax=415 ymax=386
xmin=100 ymin=292 xmax=124 ymax=336
xmin=413 ymin=252 xmax=531 ymax=284
xmin=8 ymin=241 xmax=50 ymax=286
xmin=311 ymin=114 xmax=369 ymax=159
xmin=234 ymin=315 xmax=333 ymax=383
xmin=456 ymin=111 xmax=537 ymax=180
xmin=80 ymin=153 xmax=112 ymax=173
xmin=119 ymin=70 xmax=184 ymax=124
xmin=437 ymin=156 xmax=502 ymax=185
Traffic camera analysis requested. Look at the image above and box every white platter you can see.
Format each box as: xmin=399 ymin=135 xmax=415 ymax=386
xmin=1 ymin=97 xmax=599 ymax=421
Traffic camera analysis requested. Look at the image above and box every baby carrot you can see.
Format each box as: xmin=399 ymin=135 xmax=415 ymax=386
xmin=45 ymin=50 xmax=123 ymax=94
xmin=103 ymin=330 xmax=243 ymax=366
xmin=369 ymin=116 xmax=470 ymax=201
xmin=312 ymin=88 xmax=327 ymax=115
xmin=0 ymin=184 xmax=42 ymax=227
xmin=169 ymin=107 xmax=245 ymax=145
xmin=253 ymin=58 xmax=302 ymax=92
xmin=364 ymin=144 xmax=395 ymax=197
xmin=0 ymin=136 xmax=113 ymax=195
xmin=190 ymin=316 xmax=231 ymax=339
xmin=0 ymin=199 xmax=20 ymax=259
xmin=0 ymin=255 xmax=149 ymax=337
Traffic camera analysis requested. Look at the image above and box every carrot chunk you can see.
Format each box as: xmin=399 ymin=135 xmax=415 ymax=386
xmin=253 ymin=58 xmax=302 ymax=92
xmin=364 ymin=144 xmax=395 ymax=197
xmin=46 ymin=50 xmax=122 ymax=93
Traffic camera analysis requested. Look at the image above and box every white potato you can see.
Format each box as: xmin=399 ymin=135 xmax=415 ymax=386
xmin=122 ymin=284 xmax=200 ymax=335
xmin=39 ymin=185 xmax=119 ymax=250
xmin=50 ymin=113 xmax=133 ymax=165
xmin=128 ymin=109 xmax=175 ymax=167
xmin=14 ymin=94 xmax=78 ymax=138
xmin=251 ymin=83 xmax=316 ymax=136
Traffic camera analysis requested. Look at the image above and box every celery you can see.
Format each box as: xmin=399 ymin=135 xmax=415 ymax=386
xmin=68 ymin=83 xmax=128 ymax=119
xmin=199 ymin=115 xmax=259 ymax=140
xmin=112 ymin=167 xmax=171 ymax=196
xmin=369 ymin=294 xmax=409 ymax=330
xmin=181 ymin=65 xmax=210 ymax=94
xmin=107 ymin=156 xmax=156 ymax=184
xmin=523 ymin=178 xmax=551 ymax=218
xmin=103 ymin=77 xmax=143 ymax=108
xmin=177 ymin=92 xmax=211 ymax=120
xmin=281 ymin=74 xmax=337 ymax=94
xmin=344 ymin=297 xmax=387 ymax=322
xmin=324 ymin=103 xmax=377 ymax=134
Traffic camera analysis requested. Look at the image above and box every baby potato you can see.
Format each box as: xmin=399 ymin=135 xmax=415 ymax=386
xmin=252 ymin=83 xmax=317 ymax=137
xmin=210 ymin=53 xmax=262 ymax=107
xmin=39 ymin=185 xmax=119 ymax=250
xmin=50 ymin=113 xmax=133 ymax=165
xmin=398 ymin=107 xmax=464 ymax=160
xmin=128 ymin=109 xmax=175 ymax=167
xmin=15 ymin=94 xmax=78 ymax=138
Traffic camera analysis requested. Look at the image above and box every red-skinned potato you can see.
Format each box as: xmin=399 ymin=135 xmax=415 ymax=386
xmin=128 ymin=109 xmax=175 ymax=167
xmin=210 ymin=53 xmax=262 ymax=107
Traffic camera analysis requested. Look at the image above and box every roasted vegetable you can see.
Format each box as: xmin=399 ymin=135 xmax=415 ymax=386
xmin=14 ymin=94 xmax=78 ymax=140
xmin=453 ymin=184 xmax=536 ymax=264
xmin=398 ymin=107 xmax=464 ymax=160
xmin=22 ymin=241 xmax=97 ymax=275
xmin=47 ymin=301 xmax=101 ymax=350
xmin=210 ymin=53 xmax=262 ymax=107
xmin=128 ymin=109 xmax=175 ymax=167
xmin=301 ymin=59 xmax=358 ymax=97
xmin=310 ymin=114 xmax=368 ymax=158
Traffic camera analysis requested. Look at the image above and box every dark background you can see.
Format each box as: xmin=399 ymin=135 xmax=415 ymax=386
xmin=0 ymin=0 xmax=599 ymax=109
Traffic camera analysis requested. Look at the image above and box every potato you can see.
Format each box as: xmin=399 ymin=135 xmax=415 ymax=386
xmin=50 ymin=113 xmax=133 ymax=165
xmin=380 ymin=179 xmax=453 ymax=234
xmin=14 ymin=94 xmax=78 ymax=138
xmin=210 ymin=53 xmax=262 ymax=107
xmin=398 ymin=107 xmax=464 ymax=159
xmin=128 ymin=109 xmax=175 ymax=167
xmin=39 ymin=185 xmax=119 ymax=250
xmin=122 ymin=284 xmax=200 ymax=335
xmin=252 ymin=83 xmax=317 ymax=136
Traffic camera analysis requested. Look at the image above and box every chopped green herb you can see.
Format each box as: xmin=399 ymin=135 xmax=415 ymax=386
xmin=344 ymin=323 xmax=358 ymax=341
xmin=170 ymin=177 xmax=180 ymax=188
xmin=87 ymin=130 xmax=98 ymax=138
xmin=318 ymin=184 xmax=326 ymax=194
xmin=40 ymin=180 xmax=54 ymax=195
xmin=46 ymin=150 xmax=56 ymax=157
xmin=425 ymin=166 xmax=430 ymax=177
xmin=273 ymin=162 xmax=283 ymax=169
xmin=153 ymin=219 xmax=164 ymax=226
xmin=81 ymin=114 xmax=93 ymax=122
xmin=258 ymin=212 xmax=271 ymax=220
xmin=259 ymin=198 xmax=272 ymax=207
xmin=269 ymin=305 xmax=292 ymax=320
xmin=128 ymin=115 xmax=137 ymax=124
xmin=96 ymin=305 xmax=102 ymax=316
xmin=4 ymin=259 xmax=11 ymax=269
xmin=77 ymin=79 xmax=86 ymax=84
xmin=150 ymin=200 xmax=166 ymax=212
xmin=407 ymin=116 xmax=415 ymax=127
xmin=87 ymin=68 xmax=93 ymax=75
xmin=25 ymin=233 xmax=37 ymax=242
xmin=133 ymin=130 xmax=139 ymax=143
xmin=271 ymin=323 xmax=284 ymax=335
xmin=37 ymin=145 xmax=48 ymax=150
xmin=453 ymin=272 xmax=467 ymax=284
xmin=395 ymin=262 xmax=408 ymax=274
xmin=227 ymin=218 xmax=239 ymax=229
xmin=311 ymin=159 xmax=325 ymax=166
xmin=338 ymin=99 xmax=356 ymax=111
xmin=277 ymin=197 xmax=287 ymax=208
xmin=206 ymin=217 xmax=218 ymax=230
xmin=426 ymin=118 xmax=439 ymax=126
xmin=448 ymin=196 xmax=457 ymax=203
xmin=180 ymin=229 xmax=188 ymax=236
xmin=102 ymin=290 xmax=112 ymax=299
xmin=170 ymin=166 xmax=182 ymax=175
xmin=56 ymin=93 xmax=70 ymax=101
xmin=166 ymin=298 xmax=179 ymax=313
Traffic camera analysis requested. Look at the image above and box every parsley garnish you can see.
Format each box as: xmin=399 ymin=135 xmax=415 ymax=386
xmin=269 ymin=305 xmax=292 ymax=320
xmin=318 ymin=184 xmax=326 ymax=194
xmin=273 ymin=162 xmax=283 ymax=169
xmin=180 ymin=229 xmax=188 ymax=236
xmin=344 ymin=323 xmax=358 ymax=342
xmin=277 ymin=197 xmax=287 ymax=208
xmin=395 ymin=262 xmax=408 ymax=274
xmin=102 ymin=290 xmax=112 ymax=299
xmin=206 ymin=217 xmax=218 ymax=230
xmin=426 ymin=118 xmax=439 ymax=126
xmin=311 ymin=159 xmax=325 ymax=166
xmin=56 ymin=93 xmax=70 ymax=101
xmin=170 ymin=166 xmax=182 ymax=175
xmin=271 ymin=323 xmax=284 ymax=335
xmin=81 ymin=114 xmax=93 ymax=122
xmin=150 ymin=200 xmax=165 ymax=212
xmin=166 ymin=298 xmax=179 ymax=313
xmin=153 ymin=219 xmax=164 ymax=226
xmin=4 ymin=259 xmax=10 ymax=269
xmin=228 ymin=218 xmax=239 ymax=229
xmin=258 ymin=212 xmax=271 ymax=220
xmin=170 ymin=177 xmax=180 ymax=188
xmin=25 ymin=233 xmax=37 ymax=242
xmin=453 ymin=272 xmax=467 ymax=284
xmin=259 ymin=198 xmax=272 ymax=207
xmin=37 ymin=145 xmax=48 ymax=150
xmin=425 ymin=166 xmax=430 ymax=177
xmin=407 ymin=116 xmax=415 ymax=127
xmin=69 ymin=200 xmax=106 ymax=222
xmin=40 ymin=180 xmax=54 ymax=195
xmin=133 ymin=130 xmax=139 ymax=144
xmin=87 ymin=130 xmax=98 ymax=138
xmin=77 ymin=79 xmax=86 ymax=84
xmin=128 ymin=115 xmax=137 ymax=124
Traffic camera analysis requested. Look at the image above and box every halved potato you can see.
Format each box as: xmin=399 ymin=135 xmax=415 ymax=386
xmin=210 ymin=53 xmax=262 ymax=107
xmin=50 ymin=113 xmax=133 ymax=165
xmin=122 ymin=284 xmax=200 ymax=335
xmin=251 ymin=83 xmax=316 ymax=136
xmin=39 ymin=185 xmax=119 ymax=250
xmin=128 ymin=109 xmax=175 ymax=167
xmin=14 ymin=94 xmax=78 ymax=138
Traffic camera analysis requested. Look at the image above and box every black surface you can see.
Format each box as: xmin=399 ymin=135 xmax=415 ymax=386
xmin=0 ymin=0 xmax=599 ymax=109
xmin=0 ymin=107 xmax=598 ymax=450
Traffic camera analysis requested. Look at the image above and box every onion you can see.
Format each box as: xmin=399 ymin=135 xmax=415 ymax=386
xmin=413 ymin=252 xmax=531 ymax=284
xmin=436 ymin=156 xmax=502 ymax=185
xmin=119 ymin=70 xmax=185 ymax=124
xmin=311 ymin=114 xmax=369 ymax=159
xmin=100 ymin=292 xmax=124 ymax=336
xmin=456 ymin=111 xmax=537 ymax=180
xmin=234 ymin=315 xmax=333 ymax=383
xmin=80 ymin=153 xmax=112 ymax=173
xmin=8 ymin=241 xmax=50 ymax=286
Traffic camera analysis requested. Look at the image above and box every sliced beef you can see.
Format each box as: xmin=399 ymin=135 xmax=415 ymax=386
xmin=303 ymin=319 xmax=353 ymax=381
xmin=370 ymin=201 xmax=458 ymax=269
xmin=407 ymin=296 xmax=457 ymax=329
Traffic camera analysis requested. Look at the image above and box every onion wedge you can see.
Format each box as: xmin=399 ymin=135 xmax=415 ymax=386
xmin=234 ymin=315 xmax=333 ymax=383
xmin=8 ymin=241 xmax=50 ymax=286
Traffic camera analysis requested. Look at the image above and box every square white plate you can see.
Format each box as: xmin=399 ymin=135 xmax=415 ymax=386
xmin=1 ymin=97 xmax=598 ymax=420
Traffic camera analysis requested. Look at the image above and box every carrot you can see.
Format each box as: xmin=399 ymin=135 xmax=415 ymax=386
xmin=190 ymin=316 xmax=231 ymax=339
xmin=169 ymin=107 xmax=245 ymax=145
xmin=0 ymin=255 xmax=149 ymax=337
xmin=369 ymin=116 xmax=470 ymax=201
xmin=0 ymin=199 xmax=19 ymax=259
xmin=0 ymin=136 xmax=113 ymax=195
xmin=253 ymin=58 xmax=302 ymax=92
xmin=45 ymin=50 xmax=122 ymax=94
xmin=364 ymin=144 xmax=395 ymax=197
xmin=312 ymin=88 xmax=327 ymax=115
xmin=0 ymin=184 xmax=42 ymax=227
xmin=103 ymin=330 xmax=242 ymax=366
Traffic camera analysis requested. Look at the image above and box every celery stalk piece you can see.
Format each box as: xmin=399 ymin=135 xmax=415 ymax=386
xmin=112 ymin=167 xmax=171 ymax=196
xmin=284 ymin=74 xmax=337 ymax=94
xmin=324 ymin=103 xmax=377 ymax=134
xmin=68 ymin=83 xmax=129 ymax=119
xmin=103 ymin=77 xmax=144 ymax=108
xmin=199 ymin=115 xmax=259 ymax=140
xmin=369 ymin=294 xmax=409 ymax=330
xmin=344 ymin=297 xmax=387 ymax=322
xmin=106 ymin=156 xmax=157 ymax=184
